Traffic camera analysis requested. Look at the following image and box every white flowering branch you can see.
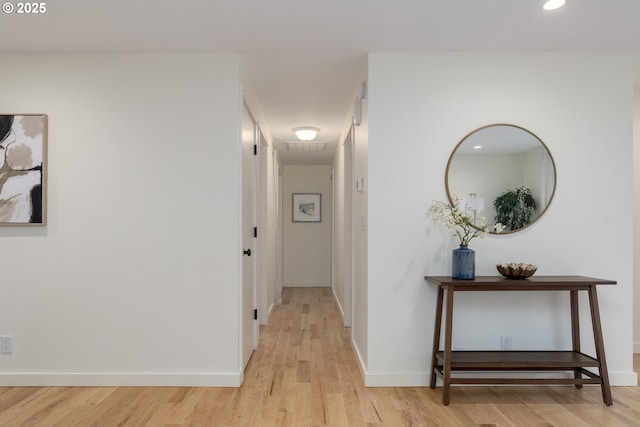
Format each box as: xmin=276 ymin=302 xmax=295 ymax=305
xmin=429 ymin=193 xmax=489 ymax=246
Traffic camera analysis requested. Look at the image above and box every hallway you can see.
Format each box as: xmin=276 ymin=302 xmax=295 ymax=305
xmin=0 ymin=287 xmax=639 ymax=426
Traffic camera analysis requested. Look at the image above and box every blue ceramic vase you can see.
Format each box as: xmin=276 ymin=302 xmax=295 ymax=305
xmin=452 ymin=244 xmax=475 ymax=280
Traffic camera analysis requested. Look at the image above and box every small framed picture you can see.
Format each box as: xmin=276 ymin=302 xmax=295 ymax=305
xmin=292 ymin=193 xmax=321 ymax=223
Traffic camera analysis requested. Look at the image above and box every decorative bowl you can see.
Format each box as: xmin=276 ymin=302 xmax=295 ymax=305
xmin=496 ymin=263 xmax=537 ymax=279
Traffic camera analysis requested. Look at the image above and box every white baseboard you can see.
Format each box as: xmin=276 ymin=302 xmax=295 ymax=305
xmin=283 ymin=281 xmax=330 ymax=288
xmin=333 ymin=287 xmax=346 ymax=319
xmin=610 ymin=371 xmax=638 ymax=386
xmin=365 ymin=371 xmax=430 ymax=387
xmin=0 ymin=372 xmax=243 ymax=387
xmin=351 ymin=337 xmax=367 ymax=382
xmin=259 ymin=302 xmax=275 ymax=326
xmin=351 ymin=336 xmax=430 ymax=386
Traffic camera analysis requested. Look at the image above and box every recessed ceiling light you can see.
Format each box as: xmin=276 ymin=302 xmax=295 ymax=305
xmin=542 ymin=0 xmax=566 ymax=11
xmin=473 ymin=145 xmax=482 ymax=150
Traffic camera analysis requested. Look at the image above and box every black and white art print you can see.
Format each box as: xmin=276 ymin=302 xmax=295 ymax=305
xmin=0 ymin=114 xmax=47 ymax=225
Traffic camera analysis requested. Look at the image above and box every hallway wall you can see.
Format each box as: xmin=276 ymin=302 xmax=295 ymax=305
xmin=634 ymin=89 xmax=640 ymax=353
xmin=333 ymin=136 xmax=347 ymax=315
xmin=263 ymin=141 xmax=280 ymax=316
xmin=352 ymin=84 xmax=369 ymax=369
xmin=0 ymin=53 xmax=243 ymax=386
xmin=282 ymin=165 xmax=333 ymax=287
xmin=366 ymin=52 xmax=636 ymax=386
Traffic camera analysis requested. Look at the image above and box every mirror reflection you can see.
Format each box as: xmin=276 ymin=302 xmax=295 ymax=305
xmin=445 ymin=124 xmax=556 ymax=234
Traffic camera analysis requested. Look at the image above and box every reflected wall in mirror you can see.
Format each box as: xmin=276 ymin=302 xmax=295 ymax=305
xmin=445 ymin=124 xmax=556 ymax=234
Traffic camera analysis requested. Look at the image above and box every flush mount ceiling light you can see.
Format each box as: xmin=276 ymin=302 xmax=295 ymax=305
xmin=293 ymin=127 xmax=320 ymax=141
xmin=542 ymin=0 xmax=566 ymax=10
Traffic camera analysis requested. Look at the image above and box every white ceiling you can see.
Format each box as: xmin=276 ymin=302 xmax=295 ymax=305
xmin=2 ymin=0 xmax=640 ymax=164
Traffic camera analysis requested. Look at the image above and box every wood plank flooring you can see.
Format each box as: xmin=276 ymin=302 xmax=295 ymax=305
xmin=0 ymin=287 xmax=639 ymax=426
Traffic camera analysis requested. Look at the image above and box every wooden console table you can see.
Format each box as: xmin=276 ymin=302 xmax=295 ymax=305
xmin=424 ymin=276 xmax=616 ymax=405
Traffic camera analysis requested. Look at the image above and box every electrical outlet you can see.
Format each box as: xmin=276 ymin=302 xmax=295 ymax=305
xmin=1 ymin=336 xmax=12 ymax=354
xmin=500 ymin=335 xmax=512 ymax=351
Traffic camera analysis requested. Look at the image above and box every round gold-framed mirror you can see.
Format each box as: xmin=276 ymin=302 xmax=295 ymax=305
xmin=445 ymin=124 xmax=557 ymax=234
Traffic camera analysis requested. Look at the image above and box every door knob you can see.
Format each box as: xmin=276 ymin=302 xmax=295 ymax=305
xmin=243 ymin=249 xmax=252 ymax=256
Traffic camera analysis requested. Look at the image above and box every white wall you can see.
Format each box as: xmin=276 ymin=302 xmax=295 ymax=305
xmin=365 ymin=53 xmax=637 ymax=386
xmin=282 ymin=165 xmax=333 ymax=287
xmin=634 ymin=89 xmax=640 ymax=353
xmin=257 ymin=131 xmax=280 ymax=319
xmin=264 ymin=142 xmax=279 ymax=314
xmin=331 ymin=71 xmax=370 ymax=370
xmin=352 ymin=78 xmax=369 ymax=371
xmin=0 ymin=53 xmax=243 ymax=386
xmin=333 ymin=134 xmax=346 ymax=314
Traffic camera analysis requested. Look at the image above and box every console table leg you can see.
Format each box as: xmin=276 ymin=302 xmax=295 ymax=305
xmin=430 ymin=286 xmax=444 ymax=389
xmin=588 ymin=285 xmax=613 ymax=406
xmin=442 ymin=286 xmax=455 ymax=405
xmin=570 ymin=290 xmax=583 ymax=389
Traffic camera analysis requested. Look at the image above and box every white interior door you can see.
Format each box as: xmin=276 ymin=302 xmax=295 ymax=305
xmin=241 ymin=102 xmax=257 ymax=370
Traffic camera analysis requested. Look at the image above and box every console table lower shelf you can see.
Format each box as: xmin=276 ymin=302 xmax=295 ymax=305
xmin=433 ymin=350 xmax=604 ymax=385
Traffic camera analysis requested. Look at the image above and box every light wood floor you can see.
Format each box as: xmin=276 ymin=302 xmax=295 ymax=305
xmin=1 ymin=287 xmax=639 ymax=426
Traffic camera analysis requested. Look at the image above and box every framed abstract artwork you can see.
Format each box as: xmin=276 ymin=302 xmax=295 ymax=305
xmin=0 ymin=114 xmax=47 ymax=225
xmin=292 ymin=193 xmax=321 ymax=223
